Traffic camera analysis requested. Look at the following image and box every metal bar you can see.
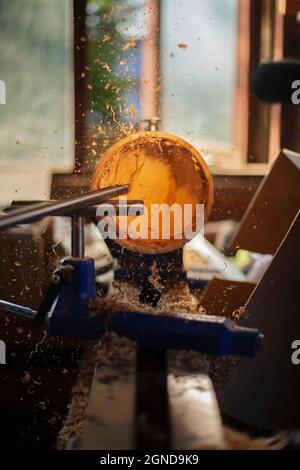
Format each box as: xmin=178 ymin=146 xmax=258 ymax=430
xmin=9 ymin=200 xmax=144 ymax=217
xmin=71 ymin=215 xmax=84 ymax=257
xmin=167 ymin=350 xmax=225 ymax=449
xmin=0 ymin=185 xmax=129 ymax=230
xmin=0 ymin=299 xmax=37 ymax=319
xmin=49 ymin=308 xmax=262 ymax=357
xmin=167 ymin=372 xmax=225 ymax=449
xmin=136 ymin=349 xmax=170 ymax=449
xmin=108 ymin=312 xmax=262 ymax=357
xmin=77 ymin=348 xmax=137 ymax=450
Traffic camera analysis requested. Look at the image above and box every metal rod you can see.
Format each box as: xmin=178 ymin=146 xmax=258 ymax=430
xmin=71 ymin=215 xmax=84 ymax=257
xmin=9 ymin=199 xmax=144 ymax=217
xmin=10 ymin=199 xmax=143 ymax=208
xmin=0 ymin=299 xmax=37 ymax=319
xmin=0 ymin=185 xmax=129 ymax=230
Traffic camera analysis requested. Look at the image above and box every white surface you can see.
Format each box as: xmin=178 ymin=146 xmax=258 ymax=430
xmin=0 ymin=0 xmax=74 ymax=171
xmin=0 ymin=166 xmax=52 ymax=206
xmin=185 ymin=235 xmax=246 ymax=281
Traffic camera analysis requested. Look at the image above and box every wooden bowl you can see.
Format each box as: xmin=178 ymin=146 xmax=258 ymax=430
xmin=91 ymin=131 xmax=214 ymax=254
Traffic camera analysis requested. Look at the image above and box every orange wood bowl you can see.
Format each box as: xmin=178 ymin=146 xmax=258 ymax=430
xmin=91 ymin=131 xmax=214 ymax=254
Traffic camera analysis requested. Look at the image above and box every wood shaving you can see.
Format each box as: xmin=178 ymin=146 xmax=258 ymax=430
xmin=94 ymin=280 xmax=203 ymax=317
xmin=57 ymin=344 xmax=96 ymax=449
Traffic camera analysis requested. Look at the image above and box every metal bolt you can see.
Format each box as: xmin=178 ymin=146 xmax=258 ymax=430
xmin=52 ymin=273 xmax=61 ymax=284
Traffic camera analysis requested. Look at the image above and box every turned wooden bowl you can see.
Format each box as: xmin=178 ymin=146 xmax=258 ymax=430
xmin=91 ymin=131 xmax=214 ymax=254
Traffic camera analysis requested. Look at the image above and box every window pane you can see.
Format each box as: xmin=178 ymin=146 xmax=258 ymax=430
xmin=0 ymin=0 xmax=74 ymax=170
xmin=160 ymin=0 xmax=237 ymax=149
xmin=85 ymin=0 xmax=148 ymax=169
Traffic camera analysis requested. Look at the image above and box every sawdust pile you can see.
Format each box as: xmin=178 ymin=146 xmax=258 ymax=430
xmin=94 ymin=279 xmax=204 ymax=316
xmin=95 ymin=330 xmax=136 ymax=370
xmin=57 ymin=343 xmax=96 ymax=449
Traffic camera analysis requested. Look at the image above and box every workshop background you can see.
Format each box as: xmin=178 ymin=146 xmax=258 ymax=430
xmin=0 ymin=0 xmax=299 ymax=451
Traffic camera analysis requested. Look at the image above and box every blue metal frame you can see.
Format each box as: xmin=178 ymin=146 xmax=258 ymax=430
xmin=0 ymin=257 xmax=262 ymax=357
xmin=47 ymin=258 xmax=262 ymax=357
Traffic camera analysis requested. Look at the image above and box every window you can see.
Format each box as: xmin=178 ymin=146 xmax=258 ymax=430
xmin=83 ymin=0 xmax=239 ymax=170
xmin=82 ymin=0 xmax=150 ymax=172
xmin=160 ymin=0 xmax=237 ymax=155
xmin=0 ymin=0 xmax=74 ymax=171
